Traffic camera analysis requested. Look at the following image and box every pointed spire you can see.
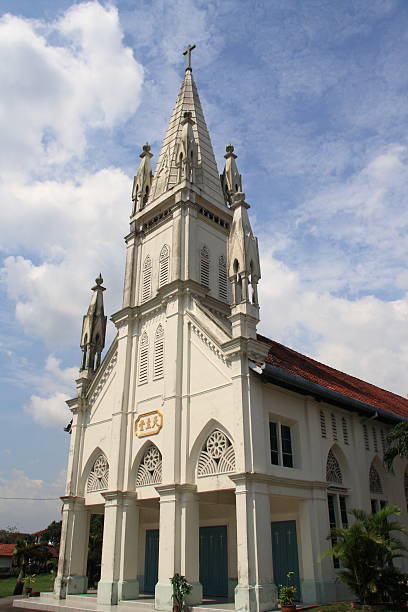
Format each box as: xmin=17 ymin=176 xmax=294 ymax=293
xmin=228 ymin=192 xmax=261 ymax=308
xmin=131 ymin=143 xmax=153 ymax=214
xmin=80 ymin=274 xmax=107 ymax=373
xmin=221 ymin=144 xmax=242 ymax=205
xmin=150 ymin=63 xmax=225 ymax=208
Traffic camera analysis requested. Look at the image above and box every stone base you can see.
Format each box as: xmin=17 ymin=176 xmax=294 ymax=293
xmin=235 ymin=583 xmax=278 ymax=612
xmin=155 ymin=582 xmax=173 ymax=611
xmin=300 ymin=579 xmax=337 ymax=604
xmin=185 ymin=581 xmax=203 ymax=606
xmin=54 ymin=575 xmax=88 ymax=598
xmin=118 ymin=579 xmax=139 ymax=601
xmin=97 ymin=579 xmax=118 ymax=605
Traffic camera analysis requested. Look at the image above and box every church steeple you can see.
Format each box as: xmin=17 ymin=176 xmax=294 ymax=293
xmin=80 ymin=274 xmax=107 ymax=373
xmin=131 ymin=143 xmax=153 ymax=215
xmin=148 ymin=51 xmax=225 ymax=208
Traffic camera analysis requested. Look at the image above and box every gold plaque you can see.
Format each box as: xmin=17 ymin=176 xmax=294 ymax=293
xmin=134 ymin=410 xmax=163 ymax=438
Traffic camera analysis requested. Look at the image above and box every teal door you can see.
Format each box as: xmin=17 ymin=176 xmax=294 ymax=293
xmin=199 ymin=526 xmax=228 ymax=598
xmin=271 ymin=520 xmax=301 ymax=600
xmin=144 ymin=529 xmax=159 ymax=594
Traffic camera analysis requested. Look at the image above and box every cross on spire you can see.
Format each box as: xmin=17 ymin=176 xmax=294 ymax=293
xmin=183 ymin=44 xmax=196 ymax=71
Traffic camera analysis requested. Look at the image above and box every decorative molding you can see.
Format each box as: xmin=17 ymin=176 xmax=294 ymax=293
xmin=191 ymin=322 xmax=228 ymax=364
xmin=88 ymin=351 xmax=118 ymax=407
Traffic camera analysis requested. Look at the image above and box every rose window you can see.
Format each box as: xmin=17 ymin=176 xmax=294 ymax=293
xmin=206 ymin=431 xmax=228 ymax=458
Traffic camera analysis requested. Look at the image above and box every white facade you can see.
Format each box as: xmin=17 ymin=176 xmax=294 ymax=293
xmin=53 ymin=61 xmax=408 ymax=612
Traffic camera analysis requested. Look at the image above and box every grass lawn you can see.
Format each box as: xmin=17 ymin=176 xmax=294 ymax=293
xmin=0 ymin=573 xmax=54 ymax=598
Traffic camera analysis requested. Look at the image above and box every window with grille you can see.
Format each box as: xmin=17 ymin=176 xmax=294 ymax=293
xmin=331 ymin=413 xmax=337 ymax=441
xmin=373 ymin=428 xmax=378 ymax=453
xmin=369 ymin=463 xmax=387 ymax=513
xmin=363 ymin=424 xmax=369 ymax=450
xmin=320 ymin=410 xmax=327 ymax=438
xmin=153 ymin=324 xmax=165 ymax=380
xmin=218 ymin=255 xmax=228 ymax=301
xmin=342 ymin=417 xmax=349 ymax=445
xmin=159 ymin=245 xmax=170 ymax=288
xmin=327 ymin=493 xmax=348 ymax=568
xmin=142 ymin=255 xmax=152 ymax=302
xmin=200 ymin=245 xmax=210 ymax=288
xmin=269 ymin=421 xmax=294 ymax=468
xmin=326 ymin=450 xmax=343 ymax=484
xmin=138 ymin=332 xmax=149 ymax=385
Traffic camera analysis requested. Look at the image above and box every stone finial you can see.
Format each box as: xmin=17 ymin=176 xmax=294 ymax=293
xmin=221 ymin=144 xmax=242 ymax=205
xmin=80 ymin=276 xmax=107 ymax=374
xmin=131 ymin=143 xmax=154 ymax=214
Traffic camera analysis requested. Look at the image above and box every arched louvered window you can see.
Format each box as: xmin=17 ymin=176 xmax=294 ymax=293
xmin=142 ymin=255 xmax=152 ymax=302
xmin=342 ymin=417 xmax=349 ymax=445
xmin=369 ymin=464 xmax=383 ymax=494
xmin=136 ymin=444 xmax=162 ymax=486
xmin=138 ymin=332 xmax=149 ymax=385
xmin=326 ymin=450 xmax=343 ymax=484
xmin=87 ymin=454 xmax=109 ymax=492
xmin=153 ymin=324 xmax=165 ymax=380
xmin=320 ymin=410 xmax=327 ymax=439
xmin=159 ymin=245 xmax=170 ymax=287
xmin=363 ymin=424 xmax=370 ymax=450
xmin=200 ymin=245 xmax=210 ymax=288
xmin=331 ymin=413 xmax=337 ymax=441
xmin=197 ymin=429 xmax=236 ymax=477
xmin=218 ymin=255 xmax=228 ymax=301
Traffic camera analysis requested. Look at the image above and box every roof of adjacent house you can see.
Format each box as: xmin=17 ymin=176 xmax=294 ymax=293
xmin=258 ymin=334 xmax=408 ymax=422
xmin=0 ymin=544 xmax=15 ymax=557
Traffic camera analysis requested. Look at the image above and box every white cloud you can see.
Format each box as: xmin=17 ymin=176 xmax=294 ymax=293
xmin=0 ymin=468 xmax=65 ymax=532
xmin=0 ymin=2 xmax=143 ymax=172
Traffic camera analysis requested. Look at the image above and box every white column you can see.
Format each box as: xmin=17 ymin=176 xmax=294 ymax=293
xmin=299 ymin=493 xmax=336 ymax=603
xmin=54 ymin=496 xmax=90 ymax=598
xmin=118 ymin=495 xmax=140 ymax=601
xmin=180 ymin=486 xmax=202 ymax=605
xmin=231 ymin=475 xmax=277 ymax=612
xmin=97 ymin=491 xmax=124 ymax=605
xmin=155 ymin=485 xmax=181 ymax=611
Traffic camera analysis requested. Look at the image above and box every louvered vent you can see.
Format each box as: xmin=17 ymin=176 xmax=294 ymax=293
xmin=372 ymin=428 xmax=378 ymax=453
xmin=138 ymin=332 xmax=149 ymax=385
xmin=331 ymin=413 xmax=337 ymax=441
xmin=153 ymin=325 xmax=165 ymax=380
xmin=142 ymin=256 xmax=152 ymax=302
xmin=380 ymin=430 xmax=385 ymax=455
xmin=363 ymin=424 xmax=369 ymax=450
xmin=218 ymin=255 xmax=228 ymax=301
xmin=342 ymin=417 xmax=349 ymax=445
xmin=159 ymin=245 xmax=170 ymax=288
xmin=200 ymin=246 xmax=210 ymax=288
xmin=320 ymin=410 xmax=326 ymax=438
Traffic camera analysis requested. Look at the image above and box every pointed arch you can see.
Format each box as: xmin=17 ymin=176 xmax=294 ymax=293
xmin=194 ymin=424 xmax=235 ymax=479
xmin=188 ymin=420 xmax=234 ymax=482
xmin=159 ymin=245 xmax=170 ymax=287
xmin=138 ymin=331 xmax=149 ymax=385
xmin=153 ymin=324 xmax=165 ymax=380
xmin=142 ymin=255 xmax=152 ymax=302
xmin=135 ymin=442 xmax=162 ymax=487
xmin=79 ymin=446 xmax=109 ymax=495
xmin=85 ymin=449 xmax=109 ymax=493
xmin=326 ymin=449 xmax=342 ymax=484
xmin=200 ymin=245 xmax=210 ymax=288
xmin=369 ymin=462 xmax=383 ymax=494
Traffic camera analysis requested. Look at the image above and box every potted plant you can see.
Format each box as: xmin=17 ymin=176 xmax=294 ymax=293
xmin=278 ymin=571 xmax=297 ymax=612
xmin=170 ymin=573 xmax=192 ymax=612
xmin=22 ymin=574 xmax=36 ymax=597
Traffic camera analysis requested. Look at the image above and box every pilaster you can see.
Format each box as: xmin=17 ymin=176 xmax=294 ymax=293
xmin=154 ymin=485 xmax=181 ymax=611
xmin=97 ymin=491 xmax=125 ymax=605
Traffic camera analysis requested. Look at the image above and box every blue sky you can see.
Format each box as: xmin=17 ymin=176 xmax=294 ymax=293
xmin=1 ymin=0 xmax=408 ymax=530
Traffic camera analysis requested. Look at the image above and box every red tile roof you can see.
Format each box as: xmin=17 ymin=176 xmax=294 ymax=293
xmin=0 ymin=544 xmax=15 ymax=557
xmin=258 ymin=334 xmax=408 ymax=420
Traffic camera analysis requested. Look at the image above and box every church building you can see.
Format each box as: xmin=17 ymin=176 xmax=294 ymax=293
xmin=19 ymin=48 xmax=408 ymax=612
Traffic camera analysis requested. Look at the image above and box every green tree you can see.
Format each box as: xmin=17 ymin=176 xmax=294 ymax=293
xmin=40 ymin=521 xmax=62 ymax=547
xmin=13 ymin=539 xmax=50 ymax=596
xmin=86 ymin=515 xmax=104 ymax=588
xmin=384 ymin=421 xmax=408 ymax=470
xmin=0 ymin=526 xmax=19 ymax=544
xmin=321 ymin=505 xmax=408 ymax=604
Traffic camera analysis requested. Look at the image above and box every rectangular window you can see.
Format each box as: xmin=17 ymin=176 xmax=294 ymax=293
xmin=339 ymin=496 xmax=348 ymax=526
xmin=327 ymin=495 xmax=340 ymax=568
xmin=371 ymin=499 xmax=378 ymax=514
xmin=269 ymin=421 xmax=294 ymax=468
